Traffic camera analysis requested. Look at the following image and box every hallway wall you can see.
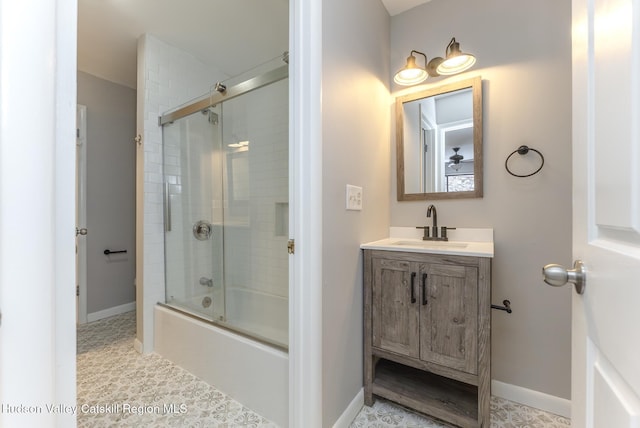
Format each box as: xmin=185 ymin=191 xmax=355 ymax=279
xmin=77 ymin=71 xmax=136 ymax=318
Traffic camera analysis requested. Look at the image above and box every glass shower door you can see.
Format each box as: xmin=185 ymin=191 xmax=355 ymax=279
xmin=160 ymin=63 xmax=289 ymax=348
xmin=163 ymin=106 xmax=225 ymax=321
xmin=220 ymin=77 xmax=289 ymax=347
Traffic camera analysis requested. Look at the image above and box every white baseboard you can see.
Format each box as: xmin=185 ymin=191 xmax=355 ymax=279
xmin=492 ymin=380 xmax=571 ymax=418
xmin=333 ymin=389 xmax=364 ymax=428
xmin=87 ymin=301 xmax=136 ymax=323
xmin=133 ymin=338 xmax=143 ymax=354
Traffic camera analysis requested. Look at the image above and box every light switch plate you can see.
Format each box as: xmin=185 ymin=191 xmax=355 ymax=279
xmin=346 ymin=185 xmax=363 ymax=211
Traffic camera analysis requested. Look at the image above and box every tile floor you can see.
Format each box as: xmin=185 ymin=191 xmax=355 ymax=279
xmin=77 ymin=311 xmax=571 ymax=427
xmin=77 ymin=311 xmax=277 ymax=427
xmin=351 ymin=396 xmax=571 ymax=427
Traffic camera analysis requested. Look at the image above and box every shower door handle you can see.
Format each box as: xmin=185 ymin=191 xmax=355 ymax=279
xmin=164 ymin=182 xmax=172 ymax=232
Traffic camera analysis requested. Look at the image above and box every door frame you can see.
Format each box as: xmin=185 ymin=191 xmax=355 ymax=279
xmin=289 ymin=0 xmax=323 ymax=426
xmin=1 ymin=0 xmax=321 ymax=426
xmin=0 ymin=0 xmax=77 ymax=426
xmin=76 ymin=104 xmax=88 ymax=324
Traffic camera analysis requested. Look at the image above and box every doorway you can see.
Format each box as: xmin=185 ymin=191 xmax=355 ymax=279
xmin=76 ymin=72 xmax=137 ymax=323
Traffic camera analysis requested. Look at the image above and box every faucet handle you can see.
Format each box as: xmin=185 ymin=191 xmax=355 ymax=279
xmin=440 ymin=227 xmax=456 ymax=240
xmin=416 ymin=226 xmax=430 ymax=240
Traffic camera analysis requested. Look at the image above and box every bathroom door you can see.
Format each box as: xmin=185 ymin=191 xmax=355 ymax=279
xmin=569 ymin=0 xmax=640 ymax=425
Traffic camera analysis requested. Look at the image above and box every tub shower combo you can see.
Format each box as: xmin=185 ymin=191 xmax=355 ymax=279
xmin=154 ymin=60 xmax=289 ymax=425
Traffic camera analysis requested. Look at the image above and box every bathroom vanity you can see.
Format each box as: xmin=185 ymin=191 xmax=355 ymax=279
xmin=361 ymin=228 xmax=493 ymax=427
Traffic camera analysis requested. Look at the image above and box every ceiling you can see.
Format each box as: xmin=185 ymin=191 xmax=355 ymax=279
xmin=77 ymin=0 xmax=431 ymax=89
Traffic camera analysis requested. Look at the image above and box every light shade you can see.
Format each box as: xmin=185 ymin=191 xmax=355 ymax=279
xmin=436 ymin=38 xmax=476 ymax=76
xmin=394 ymin=51 xmax=428 ymax=86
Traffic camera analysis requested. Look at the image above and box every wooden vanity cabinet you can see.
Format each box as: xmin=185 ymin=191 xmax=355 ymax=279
xmin=363 ymin=249 xmax=491 ymax=428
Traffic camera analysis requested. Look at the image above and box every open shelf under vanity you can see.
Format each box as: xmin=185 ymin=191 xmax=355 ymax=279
xmin=372 ymin=358 xmax=478 ymax=426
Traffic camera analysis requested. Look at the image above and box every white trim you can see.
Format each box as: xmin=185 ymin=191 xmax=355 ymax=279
xmin=491 ymin=380 xmax=571 ymax=418
xmin=332 ymin=389 xmax=364 ymax=428
xmin=288 ymin=0 xmax=323 ymax=425
xmin=53 ymin=1 xmax=78 ymax=425
xmin=87 ymin=302 xmax=136 ymax=323
xmin=0 ymin=1 xmax=77 ymax=426
xmin=76 ymin=104 xmax=88 ymax=325
xmin=135 ymin=35 xmax=145 ymax=354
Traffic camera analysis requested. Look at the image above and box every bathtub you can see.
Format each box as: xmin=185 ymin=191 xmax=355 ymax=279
xmin=225 ymin=286 xmax=288 ymax=348
xmin=162 ymin=286 xmax=288 ymax=349
xmin=154 ymin=300 xmax=289 ymax=426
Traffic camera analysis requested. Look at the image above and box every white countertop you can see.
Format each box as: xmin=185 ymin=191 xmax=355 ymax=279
xmin=361 ymin=227 xmax=494 ymax=258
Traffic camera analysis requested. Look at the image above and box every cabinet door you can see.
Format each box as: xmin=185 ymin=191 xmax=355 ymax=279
xmin=419 ymin=263 xmax=478 ymax=374
xmin=371 ymin=257 xmax=419 ymax=358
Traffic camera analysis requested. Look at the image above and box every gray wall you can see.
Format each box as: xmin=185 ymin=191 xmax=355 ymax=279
xmin=321 ymin=0 xmax=391 ymax=425
xmin=390 ymin=0 xmax=572 ymax=399
xmin=78 ymin=71 xmax=136 ymax=315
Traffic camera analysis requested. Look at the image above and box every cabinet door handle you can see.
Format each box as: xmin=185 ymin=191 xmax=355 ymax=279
xmin=422 ymin=273 xmax=428 ymax=305
xmin=410 ymin=272 xmax=417 ymax=303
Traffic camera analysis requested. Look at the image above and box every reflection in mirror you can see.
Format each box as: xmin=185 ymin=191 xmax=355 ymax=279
xmin=396 ymin=77 xmax=482 ymax=201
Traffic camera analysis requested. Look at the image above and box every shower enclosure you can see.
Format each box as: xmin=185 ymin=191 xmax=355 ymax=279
xmin=160 ymin=65 xmax=288 ymax=349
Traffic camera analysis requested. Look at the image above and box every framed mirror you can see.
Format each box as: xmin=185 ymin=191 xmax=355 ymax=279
xmin=396 ymin=77 xmax=482 ymax=201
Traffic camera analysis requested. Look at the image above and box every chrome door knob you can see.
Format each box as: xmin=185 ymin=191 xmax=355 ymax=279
xmin=76 ymin=227 xmax=88 ymax=236
xmin=542 ymin=260 xmax=586 ymax=294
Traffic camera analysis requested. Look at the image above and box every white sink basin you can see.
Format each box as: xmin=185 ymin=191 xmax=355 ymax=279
xmin=390 ymin=240 xmax=468 ymax=248
xmin=361 ymin=228 xmax=494 ymax=258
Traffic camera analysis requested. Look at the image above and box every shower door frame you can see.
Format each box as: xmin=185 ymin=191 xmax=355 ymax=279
xmin=159 ymin=65 xmax=288 ymax=126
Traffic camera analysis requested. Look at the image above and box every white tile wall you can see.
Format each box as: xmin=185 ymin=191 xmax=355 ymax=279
xmin=139 ymin=33 xmax=228 ymax=352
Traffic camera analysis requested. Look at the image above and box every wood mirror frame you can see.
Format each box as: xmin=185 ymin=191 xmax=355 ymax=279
xmin=396 ymin=76 xmax=483 ymax=201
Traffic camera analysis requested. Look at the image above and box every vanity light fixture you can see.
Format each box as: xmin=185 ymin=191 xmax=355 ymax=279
xmin=394 ymin=38 xmax=476 ymax=86
xmin=393 ymin=50 xmax=429 ymax=86
xmin=435 ymin=37 xmax=476 ymax=76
